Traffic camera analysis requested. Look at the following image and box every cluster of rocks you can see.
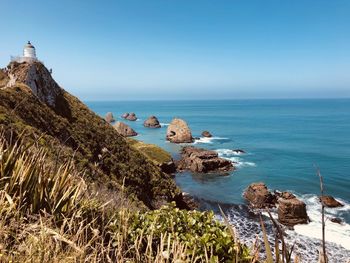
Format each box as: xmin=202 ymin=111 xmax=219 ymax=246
xmin=244 ymin=182 xmax=308 ymax=226
xmin=108 ymin=113 xmax=236 ymax=173
xmin=177 ymin=146 xmax=234 ymax=173
xmin=121 ymin=112 xmax=137 ymax=121
xmin=244 ymin=182 xmax=344 ymax=227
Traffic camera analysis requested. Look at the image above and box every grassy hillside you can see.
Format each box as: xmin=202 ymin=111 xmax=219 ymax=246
xmin=0 ymin=131 xmax=252 ymax=262
xmin=0 ymin=63 xmax=181 ymax=209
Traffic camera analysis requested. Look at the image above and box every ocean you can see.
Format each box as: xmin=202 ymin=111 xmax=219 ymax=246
xmin=86 ymin=99 xmax=350 ymax=262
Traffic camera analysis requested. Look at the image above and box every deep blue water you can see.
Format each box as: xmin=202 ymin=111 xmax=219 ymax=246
xmin=87 ymin=99 xmax=350 ymax=259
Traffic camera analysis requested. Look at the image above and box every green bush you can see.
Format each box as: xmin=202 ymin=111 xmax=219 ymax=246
xmin=123 ymin=203 xmax=252 ymax=262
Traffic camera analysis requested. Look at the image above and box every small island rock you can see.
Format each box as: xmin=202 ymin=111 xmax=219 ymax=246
xmin=126 ymin=112 xmax=137 ymax=121
xmin=144 ymin=115 xmax=161 ymax=128
xmin=121 ymin=113 xmax=129 ymax=119
xmin=177 ymin=146 xmax=233 ymax=173
xmin=201 ymin=131 xmax=212 ymax=137
xmin=330 ymin=217 xmax=343 ymax=224
xmin=113 ymin=121 xmax=137 ymax=137
xmin=244 ymin=182 xmax=276 ymax=208
xmin=166 ymin=118 xmax=193 ymax=143
xmin=105 ymin=112 xmax=115 ymax=123
xmin=278 ymin=197 xmax=308 ymax=226
xmin=319 ymin=195 xmax=344 ymax=208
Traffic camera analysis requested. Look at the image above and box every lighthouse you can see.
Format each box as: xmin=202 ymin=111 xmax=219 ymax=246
xmin=11 ymin=41 xmax=38 ymax=63
xmin=23 ymin=41 xmax=37 ymax=59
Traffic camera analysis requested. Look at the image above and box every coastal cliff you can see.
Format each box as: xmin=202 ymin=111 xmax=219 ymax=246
xmin=0 ymin=61 xmax=181 ymax=209
xmin=0 ymin=61 xmax=253 ymax=262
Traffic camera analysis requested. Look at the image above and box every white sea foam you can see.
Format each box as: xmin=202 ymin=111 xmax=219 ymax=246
xmin=215 ymin=149 xmax=256 ymax=168
xmin=293 ymin=194 xmax=350 ymax=251
xmin=160 ymin=123 xmax=170 ymax=126
xmin=217 ymin=200 xmax=350 ymax=262
xmin=193 ymin=137 xmax=229 ymax=144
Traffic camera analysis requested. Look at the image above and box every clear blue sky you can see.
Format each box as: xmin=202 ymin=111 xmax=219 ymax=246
xmin=1 ymin=0 xmax=349 ymax=100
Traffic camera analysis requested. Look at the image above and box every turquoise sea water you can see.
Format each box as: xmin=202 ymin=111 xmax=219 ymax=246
xmin=87 ymin=99 xmax=350 ymax=261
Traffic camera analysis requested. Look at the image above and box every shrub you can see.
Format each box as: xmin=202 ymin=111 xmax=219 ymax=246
xmin=119 ymin=203 xmax=252 ymax=262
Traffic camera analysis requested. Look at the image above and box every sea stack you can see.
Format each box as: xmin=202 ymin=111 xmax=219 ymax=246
xmin=166 ymin=118 xmax=193 ymax=143
xmin=113 ymin=121 xmax=137 ymax=137
xmin=105 ymin=112 xmax=115 ymax=123
xmin=144 ymin=116 xmax=161 ymax=128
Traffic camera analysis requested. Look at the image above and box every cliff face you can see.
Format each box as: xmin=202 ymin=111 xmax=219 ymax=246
xmin=0 ymin=62 xmax=182 ymax=209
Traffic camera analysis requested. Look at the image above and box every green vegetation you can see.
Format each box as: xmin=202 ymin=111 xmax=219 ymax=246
xmin=0 ymin=77 xmax=180 ymax=209
xmin=128 ymin=138 xmax=173 ymax=165
xmin=0 ymin=132 xmax=252 ymax=262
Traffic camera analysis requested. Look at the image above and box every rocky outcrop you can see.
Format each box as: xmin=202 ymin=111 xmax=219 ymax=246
xmin=121 ymin=112 xmax=137 ymax=121
xmin=176 ymin=192 xmax=200 ymax=210
xmin=0 ymin=61 xmax=183 ymax=210
xmin=105 ymin=112 xmax=115 ymax=123
xmin=166 ymin=118 xmax=193 ymax=143
xmin=244 ymin=183 xmax=276 ymax=208
xmin=319 ymin=195 xmax=344 ymax=208
xmin=6 ymin=61 xmax=71 ymax=118
xmin=278 ymin=196 xmax=308 ymax=226
xmin=121 ymin=113 xmax=129 ymax=119
xmin=113 ymin=122 xmax=137 ymax=137
xmin=201 ymin=131 xmax=212 ymax=137
xmin=144 ymin=116 xmax=161 ymax=128
xmin=8 ymin=62 xmax=61 ymax=108
xmin=177 ymin=146 xmax=233 ymax=173
xmin=159 ymin=161 xmax=176 ymax=174
xmin=330 ymin=217 xmax=343 ymax=224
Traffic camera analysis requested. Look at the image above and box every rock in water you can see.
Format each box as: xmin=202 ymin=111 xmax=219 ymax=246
xmin=126 ymin=112 xmax=137 ymax=121
xmin=144 ymin=115 xmax=161 ymax=128
xmin=166 ymin=118 xmax=193 ymax=143
xmin=201 ymin=131 xmax=212 ymax=137
xmin=113 ymin=122 xmax=137 ymax=137
xmin=278 ymin=197 xmax=308 ymax=226
xmin=177 ymin=146 xmax=233 ymax=173
xmin=105 ymin=112 xmax=115 ymax=123
xmin=319 ymin=195 xmax=344 ymax=208
xmin=330 ymin=217 xmax=343 ymax=224
xmin=121 ymin=113 xmax=129 ymax=119
xmin=244 ymin=182 xmax=276 ymax=208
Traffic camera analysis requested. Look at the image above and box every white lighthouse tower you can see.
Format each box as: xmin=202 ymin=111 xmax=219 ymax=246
xmin=23 ymin=41 xmax=37 ymax=60
xmin=11 ymin=41 xmax=38 ymax=63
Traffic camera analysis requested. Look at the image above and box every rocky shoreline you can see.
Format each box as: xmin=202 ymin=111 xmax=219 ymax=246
xmin=103 ymin=109 xmax=349 ymax=254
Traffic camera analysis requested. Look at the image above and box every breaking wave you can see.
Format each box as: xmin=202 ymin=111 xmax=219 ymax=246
xmin=193 ymin=137 xmax=230 ymax=144
xmin=215 ymin=148 xmax=256 ymax=168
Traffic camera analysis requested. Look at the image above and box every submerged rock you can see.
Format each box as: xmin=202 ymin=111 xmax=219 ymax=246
xmin=330 ymin=217 xmax=343 ymax=224
xmin=244 ymin=182 xmax=276 ymax=208
xmin=201 ymin=131 xmax=212 ymax=137
xmin=144 ymin=115 xmax=161 ymax=128
xmin=113 ymin=121 xmax=137 ymax=137
xmin=166 ymin=118 xmax=193 ymax=143
xmin=177 ymin=146 xmax=233 ymax=173
xmin=126 ymin=112 xmax=137 ymax=121
xmin=278 ymin=196 xmax=308 ymax=226
xmin=105 ymin=112 xmax=115 ymax=123
xmin=232 ymin=149 xmax=246 ymax=154
xmin=319 ymin=195 xmax=344 ymax=208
